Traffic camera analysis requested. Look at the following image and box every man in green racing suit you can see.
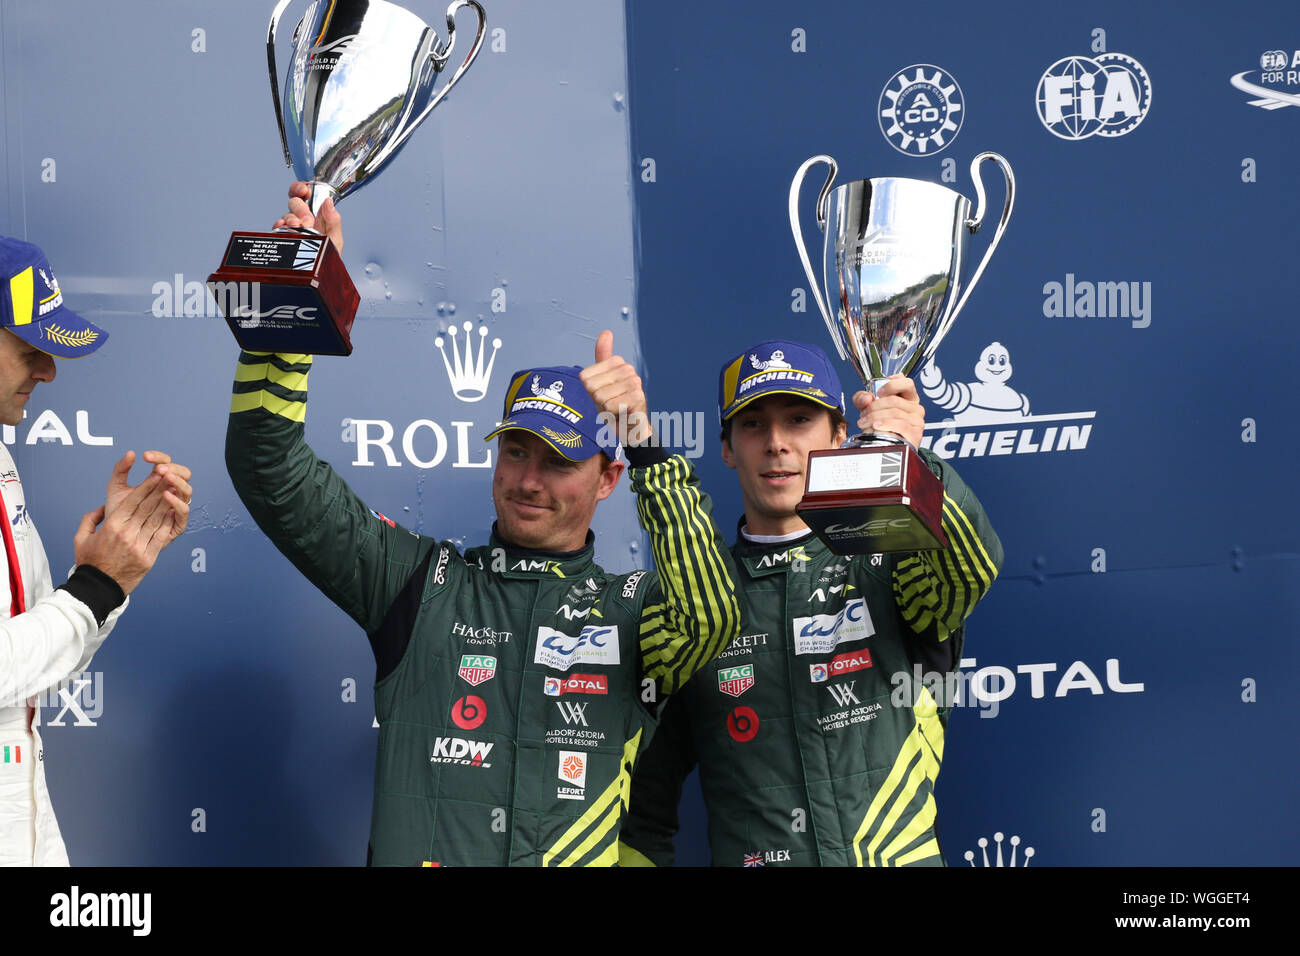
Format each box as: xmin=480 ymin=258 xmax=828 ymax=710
xmin=619 ymin=338 xmax=1001 ymax=866
xmin=225 ymin=188 xmax=738 ymax=866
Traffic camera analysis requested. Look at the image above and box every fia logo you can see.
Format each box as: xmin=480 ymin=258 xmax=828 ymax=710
xmin=1231 ymin=50 xmax=1300 ymax=110
xmin=878 ymin=64 xmax=964 ymax=156
xmin=435 ymin=321 xmax=502 ymax=403
xmin=1036 ymin=53 xmax=1152 ymax=140
xmin=919 ymin=343 xmax=1096 ymax=459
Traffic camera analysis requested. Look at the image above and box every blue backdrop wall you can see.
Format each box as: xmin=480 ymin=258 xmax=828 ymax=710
xmin=0 ymin=0 xmax=1295 ymax=865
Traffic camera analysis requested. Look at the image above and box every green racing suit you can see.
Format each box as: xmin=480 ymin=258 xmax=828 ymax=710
xmin=225 ymin=351 xmax=739 ymax=866
xmin=618 ymin=449 xmax=1001 ymax=866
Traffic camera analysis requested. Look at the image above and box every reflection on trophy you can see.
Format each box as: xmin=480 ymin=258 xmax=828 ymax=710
xmin=208 ymin=0 xmax=487 ymax=355
xmin=789 ymin=152 xmax=1015 ymax=554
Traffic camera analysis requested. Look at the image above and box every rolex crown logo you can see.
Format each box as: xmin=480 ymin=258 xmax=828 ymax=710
xmin=963 ymin=831 xmax=1034 ymax=867
xmin=435 ymin=321 xmax=502 ymax=403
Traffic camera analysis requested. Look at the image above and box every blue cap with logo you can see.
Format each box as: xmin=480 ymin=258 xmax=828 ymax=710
xmin=718 ymin=338 xmax=845 ymax=421
xmin=0 ymin=236 xmax=108 ymax=358
xmin=484 ymin=366 xmax=618 ymax=461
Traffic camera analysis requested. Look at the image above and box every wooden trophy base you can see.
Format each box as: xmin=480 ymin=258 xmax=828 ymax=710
xmin=208 ymin=231 xmax=360 ymax=356
xmin=796 ymin=441 xmax=949 ymax=554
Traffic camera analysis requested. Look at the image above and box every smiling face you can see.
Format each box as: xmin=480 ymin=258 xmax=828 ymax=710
xmin=0 ymin=329 xmax=56 ymax=426
xmin=492 ymin=431 xmax=623 ymax=551
xmin=975 ymin=342 xmax=1012 ymax=384
xmin=721 ymin=395 xmax=846 ymax=536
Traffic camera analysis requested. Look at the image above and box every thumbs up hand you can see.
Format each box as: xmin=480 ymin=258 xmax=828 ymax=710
xmin=579 ymin=329 xmax=653 ymax=447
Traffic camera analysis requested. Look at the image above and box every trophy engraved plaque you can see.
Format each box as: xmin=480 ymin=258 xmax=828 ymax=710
xmin=209 ymin=0 xmax=487 ymax=355
xmin=789 ymin=152 xmax=1015 ymax=553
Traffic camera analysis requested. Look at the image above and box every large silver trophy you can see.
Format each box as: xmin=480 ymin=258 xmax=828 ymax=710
xmin=789 ymin=152 xmax=1014 ymax=554
xmin=209 ymin=0 xmax=486 ymax=355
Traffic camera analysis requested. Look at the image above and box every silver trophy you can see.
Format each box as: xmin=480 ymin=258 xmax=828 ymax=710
xmin=789 ymin=153 xmax=1014 ymax=553
xmin=269 ymin=0 xmax=487 ymax=215
xmin=211 ymin=0 xmax=487 ymax=355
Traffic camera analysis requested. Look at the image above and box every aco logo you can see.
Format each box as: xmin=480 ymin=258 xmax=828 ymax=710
xmin=726 ymin=706 xmax=760 ymax=743
xmin=879 ymin=64 xmax=964 ymax=155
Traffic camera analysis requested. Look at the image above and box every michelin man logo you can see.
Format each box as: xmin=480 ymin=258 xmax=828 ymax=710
xmin=1036 ymin=53 xmax=1152 ymax=140
xmin=1230 ymin=49 xmax=1300 ymax=110
xmin=879 ymin=64 xmax=964 ymax=156
xmin=531 ymin=375 xmax=565 ymax=403
xmin=750 ymin=349 xmax=792 ymax=371
xmin=919 ymin=343 xmax=1096 ymax=459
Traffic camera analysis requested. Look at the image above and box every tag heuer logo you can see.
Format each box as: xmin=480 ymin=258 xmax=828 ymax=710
xmin=718 ymin=664 xmax=755 ymax=698
xmin=458 ymin=654 xmax=497 ymax=686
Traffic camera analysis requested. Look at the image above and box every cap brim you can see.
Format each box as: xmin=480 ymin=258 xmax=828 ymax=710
xmin=722 ymin=387 xmax=841 ymax=421
xmin=483 ymin=417 xmax=602 ymax=462
xmin=10 ymin=306 xmax=108 ymax=358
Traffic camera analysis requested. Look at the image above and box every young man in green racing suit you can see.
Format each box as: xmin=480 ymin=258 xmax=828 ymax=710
xmin=619 ymin=339 xmax=1001 ymax=866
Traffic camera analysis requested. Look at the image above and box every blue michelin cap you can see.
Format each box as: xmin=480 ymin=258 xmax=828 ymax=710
xmin=484 ymin=365 xmax=619 ymax=461
xmin=0 ymin=236 xmax=107 ymax=358
xmin=718 ymin=338 xmax=845 ymax=421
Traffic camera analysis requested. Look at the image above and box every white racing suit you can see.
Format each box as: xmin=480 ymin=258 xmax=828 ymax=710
xmin=0 ymin=445 xmax=125 ymax=866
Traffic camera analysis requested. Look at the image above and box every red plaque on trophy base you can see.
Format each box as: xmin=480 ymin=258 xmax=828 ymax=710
xmin=207 ymin=230 xmax=359 ymax=356
xmin=796 ymin=442 xmax=949 ymax=555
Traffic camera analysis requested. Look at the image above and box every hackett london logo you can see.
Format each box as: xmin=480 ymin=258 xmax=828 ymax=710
xmin=919 ymin=343 xmax=1097 ymax=460
xmin=458 ymin=654 xmax=496 ymax=686
xmin=717 ymin=664 xmax=755 ymax=698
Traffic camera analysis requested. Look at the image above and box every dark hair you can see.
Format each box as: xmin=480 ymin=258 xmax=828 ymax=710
xmin=720 ymin=402 xmax=847 ymax=444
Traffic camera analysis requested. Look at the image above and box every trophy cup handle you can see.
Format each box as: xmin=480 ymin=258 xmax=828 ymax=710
xmin=789 ymin=155 xmax=848 ymax=362
xmin=267 ymin=0 xmax=297 ymax=168
xmin=359 ymin=0 xmax=487 ymax=178
xmin=922 ymin=151 xmax=1015 ymax=365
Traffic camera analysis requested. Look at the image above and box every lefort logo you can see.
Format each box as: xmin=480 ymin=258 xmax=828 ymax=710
xmin=918 ymin=343 xmax=1096 ymax=460
xmin=1036 ymin=52 xmax=1151 ymax=140
xmin=1231 ymin=49 xmax=1300 ymax=110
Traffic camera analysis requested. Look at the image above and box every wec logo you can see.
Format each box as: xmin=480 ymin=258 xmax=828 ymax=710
xmin=534 ymin=625 xmax=621 ymax=671
xmin=792 ymin=599 xmax=874 ymax=655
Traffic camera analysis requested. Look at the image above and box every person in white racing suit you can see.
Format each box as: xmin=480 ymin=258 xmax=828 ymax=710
xmin=0 ymin=235 xmax=192 ymax=866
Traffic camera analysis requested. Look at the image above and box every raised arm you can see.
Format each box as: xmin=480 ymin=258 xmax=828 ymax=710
xmin=580 ymin=330 xmax=740 ymax=696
